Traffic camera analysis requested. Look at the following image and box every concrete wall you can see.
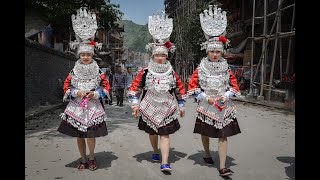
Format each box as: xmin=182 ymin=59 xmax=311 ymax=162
xmin=25 ymin=39 xmax=77 ymax=111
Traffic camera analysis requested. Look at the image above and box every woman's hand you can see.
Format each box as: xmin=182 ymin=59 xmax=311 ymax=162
xmin=179 ymin=109 xmax=185 ymax=118
xmin=77 ymin=90 xmax=87 ymax=98
xmin=207 ymin=97 xmax=215 ymax=105
xmin=132 ymin=106 xmax=139 ymax=119
xmin=221 ymin=96 xmax=227 ymax=103
xmin=86 ymin=91 xmax=94 ymax=99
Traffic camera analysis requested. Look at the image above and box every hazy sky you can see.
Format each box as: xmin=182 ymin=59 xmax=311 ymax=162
xmin=110 ymin=0 xmax=165 ymax=25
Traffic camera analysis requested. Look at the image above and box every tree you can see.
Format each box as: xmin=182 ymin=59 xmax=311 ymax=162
xmin=171 ymin=1 xmax=207 ymax=69
xmin=28 ymin=0 xmax=123 ymax=40
xmin=171 ymin=1 xmax=233 ymax=68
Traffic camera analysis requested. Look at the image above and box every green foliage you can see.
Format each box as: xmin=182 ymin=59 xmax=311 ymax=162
xmin=29 ymin=0 xmax=123 ymax=36
xmin=171 ymin=1 xmax=207 ymax=67
xmin=119 ymin=20 xmax=151 ymax=53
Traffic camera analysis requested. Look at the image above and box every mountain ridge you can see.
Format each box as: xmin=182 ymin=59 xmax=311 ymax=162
xmin=119 ymin=20 xmax=152 ymax=53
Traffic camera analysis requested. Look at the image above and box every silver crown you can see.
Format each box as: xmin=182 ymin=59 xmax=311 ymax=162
xmin=146 ymin=12 xmax=175 ymax=56
xmin=71 ymin=7 xmax=98 ymax=41
xmin=206 ymin=41 xmax=223 ymax=52
xmin=148 ymin=12 xmax=173 ymax=43
xmin=69 ymin=7 xmax=103 ymax=56
xmin=200 ymin=5 xmax=227 ymax=39
xmin=153 ymin=45 xmax=168 ymax=56
xmin=200 ymin=37 xmax=224 ymax=52
xmin=77 ymin=43 xmax=95 ymax=55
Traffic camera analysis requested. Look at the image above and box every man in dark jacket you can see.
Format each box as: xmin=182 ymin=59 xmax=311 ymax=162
xmin=112 ymin=65 xmax=127 ymax=106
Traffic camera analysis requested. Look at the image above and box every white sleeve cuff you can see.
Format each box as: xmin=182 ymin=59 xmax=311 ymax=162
xmin=93 ymin=91 xmax=100 ymax=99
xmin=178 ymin=103 xmax=185 ymax=108
xmin=71 ymin=89 xmax=79 ymax=97
xmin=196 ymin=92 xmax=207 ymax=101
xmin=132 ymin=98 xmax=139 ymax=104
xmin=223 ymin=91 xmax=234 ymax=99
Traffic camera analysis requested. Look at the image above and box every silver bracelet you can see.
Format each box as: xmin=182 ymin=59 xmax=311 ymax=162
xmin=205 ymin=96 xmax=210 ymax=102
xmin=93 ymin=91 xmax=100 ymax=99
xmin=222 ymin=95 xmax=229 ymax=101
xmin=71 ymin=89 xmax=79 ymax=97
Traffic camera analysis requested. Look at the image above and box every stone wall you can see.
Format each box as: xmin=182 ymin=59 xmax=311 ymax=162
xmin=25 ymin=39 xmax=77 ymax=111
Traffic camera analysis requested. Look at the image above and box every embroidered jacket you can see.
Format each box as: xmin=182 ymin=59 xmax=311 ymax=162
xmin=188 ymin=66 xmax=240 ymax=100
xmin=63 ymin=69 xmax=110 ymax=101
xmin=128 ymin=67 xmax=186 ymax=108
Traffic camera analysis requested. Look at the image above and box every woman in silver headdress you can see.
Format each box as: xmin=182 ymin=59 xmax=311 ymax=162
xmin=57 ymin=7 xmax=110 ymax=171
xmin=128 ymin=13 xmax=186 ymax=173
xmin=188 ymin=5 xmax=241 ymax=176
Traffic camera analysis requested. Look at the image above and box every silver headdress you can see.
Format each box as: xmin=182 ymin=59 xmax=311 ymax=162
xmin=199 ymin=5 xmax=230 ymax=52
xmin=69 ymin=7 xmax=102 ymax=56
xmin=146 ymin=12 xmax=175 ymax=56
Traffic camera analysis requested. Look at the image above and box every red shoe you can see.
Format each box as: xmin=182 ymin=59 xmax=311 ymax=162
xmin=88 ymin=158 xmax=97 ymax=171
xmin=77 ymin=162 xmax=88 ymax=170
xmin=219 ymin=168 xmax=233 ymax=176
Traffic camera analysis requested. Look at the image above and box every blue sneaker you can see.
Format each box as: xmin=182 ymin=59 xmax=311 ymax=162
xmin=160 ymin=164 xmax=171 ymax=172
xmin=152 ymin=154 xmax=160 ymax=162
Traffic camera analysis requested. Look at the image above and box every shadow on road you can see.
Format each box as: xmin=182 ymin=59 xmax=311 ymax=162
xmin=187 ymin=150 xmax=237 ymax=169
xmin=187 ymin=150 xmax=217 ymax=167
xmin=132 ymin=148 xmax=187 ymax=164
xmin=277 ymin=156 xmax=295 ymax=180
xmin=65 ymin=151 xmax=118 ymax=170
xmin=220 ymin=176 xmax=233 ymax=180
xmin=188 ymin=150 xmax=236 ymax=179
